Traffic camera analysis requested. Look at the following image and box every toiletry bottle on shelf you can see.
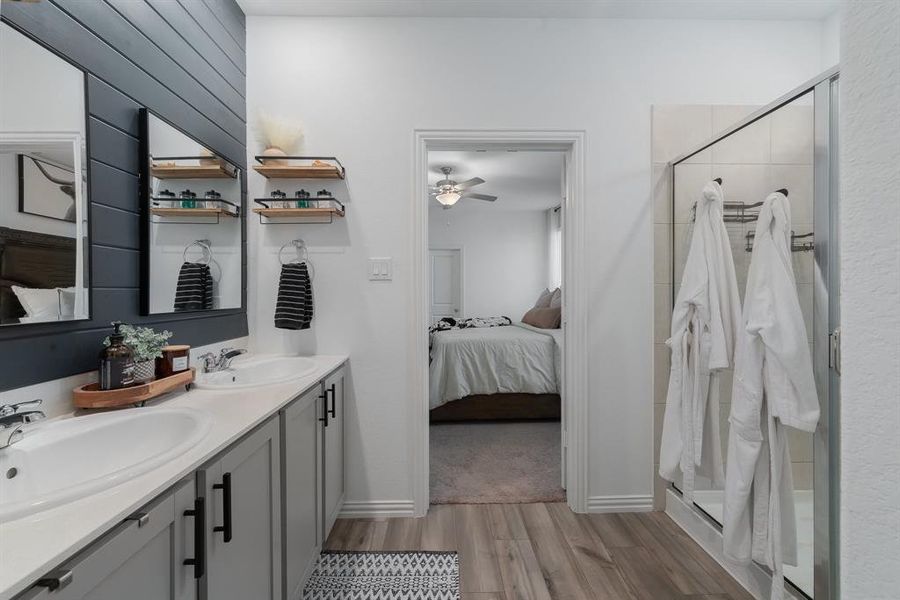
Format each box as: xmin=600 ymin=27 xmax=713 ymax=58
xmin=99 ymin=321 xmax=135 ymax=390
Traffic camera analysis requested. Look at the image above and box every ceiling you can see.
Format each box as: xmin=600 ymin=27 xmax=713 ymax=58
xmin=238 ymin=0 xmax=841 ymax=20
xmin=427 ymin=150 xmax=563 ymax=213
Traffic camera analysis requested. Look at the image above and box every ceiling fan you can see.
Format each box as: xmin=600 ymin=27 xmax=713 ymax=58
xmin=429 ymin=166 xmax=497 ymax=208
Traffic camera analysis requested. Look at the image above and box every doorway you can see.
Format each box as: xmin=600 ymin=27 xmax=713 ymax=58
xmin=411 ymin=130 xmax=587 ymax=516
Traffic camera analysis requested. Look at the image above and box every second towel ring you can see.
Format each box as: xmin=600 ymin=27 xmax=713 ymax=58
xmin=183 ymin=239 xmax=212 ymax=265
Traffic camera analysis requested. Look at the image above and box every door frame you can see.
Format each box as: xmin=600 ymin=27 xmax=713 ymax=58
xmin=411 ymin=129 xmax=588 ymax=515
xmin=428 ymin=246 xmax=465 ymax=322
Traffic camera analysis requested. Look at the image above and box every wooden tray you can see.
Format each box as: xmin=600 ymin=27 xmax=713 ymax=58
xmin=74 ymin=368 xmax=195 ymax=409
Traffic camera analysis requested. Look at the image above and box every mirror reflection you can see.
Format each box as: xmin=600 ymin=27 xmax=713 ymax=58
xmin=0 ymin=23 xmax=88 ymax=326
xmin=142 ymin=112 xmax=242 ymax=314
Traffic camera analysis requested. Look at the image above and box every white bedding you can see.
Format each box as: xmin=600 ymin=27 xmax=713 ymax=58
xmin=429 ymin=322 xmax=562 ymax=409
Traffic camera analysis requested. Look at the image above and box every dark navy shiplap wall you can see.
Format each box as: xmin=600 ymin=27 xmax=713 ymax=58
xmin=0 ymin=0 xmax=248 ymax=391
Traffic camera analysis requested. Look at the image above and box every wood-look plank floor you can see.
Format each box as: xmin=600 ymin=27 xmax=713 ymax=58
xmin=324 ymin=504 xmax=754 ymax=600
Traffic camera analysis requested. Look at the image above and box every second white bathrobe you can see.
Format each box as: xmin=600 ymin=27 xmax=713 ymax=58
xmin=659 ymin=181 xmax=742 ymax=499
xmin=722 ymin=192 xmax=820 ymax=600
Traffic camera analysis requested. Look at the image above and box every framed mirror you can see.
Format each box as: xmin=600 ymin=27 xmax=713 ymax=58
xmin=139 ymin=109 xmax=243 ymax=315
xmin=0 ymin=23 xmax=89 ymax=326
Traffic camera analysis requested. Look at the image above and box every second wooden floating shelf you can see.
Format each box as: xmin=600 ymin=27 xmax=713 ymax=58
xmin=151 ymin=163 xmax=237 ymax=179
xmin=151 ymin=207 xmax=238 ymax=218
xmin=252 ymin=207 xmax=345 ymax=218
xmin=252 ymin=156 xmax=346 ymax=180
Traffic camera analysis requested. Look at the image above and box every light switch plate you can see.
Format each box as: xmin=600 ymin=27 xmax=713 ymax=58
xmin=368 ymin=257 xmax=392 ymax=281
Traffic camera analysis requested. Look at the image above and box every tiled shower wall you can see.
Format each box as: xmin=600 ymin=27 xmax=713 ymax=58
xmin=651 ymin=103 xmax=816 ymax=509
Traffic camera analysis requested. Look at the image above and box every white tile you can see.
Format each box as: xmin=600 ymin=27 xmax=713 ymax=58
xmin=788 ymin=428 xmax=815 ymax=463
xmin=797 ymin=282 xmax=814 ymax=341
xmin=792 ymin=462 xmax=814 ymax=490
xmin=792 ymin=247 xmax=815 ymax=284
xmin=769 ymin=164 xmax=814 ymax=226
xmin=653 ymin=162 xmax=672 ymax=224
xmin=654 ymin=343 xmax=670 ymax=404
xmin=654 ymin=224 xmax=672 ymax=284
xmin=712 ymin=106 xmax=771 ymax=165
xmin=655 ymin=283 xmax=672 ymax=342
xmin=717 ymin=163 xmax=771 ymax=207
xmin=673 ymin=224 xmax=690 ymax=284
xmin=673 ymin=163 xmax=713 ymax=224
xmin=771 ymin=102 xmax=814 ymax=165
xmin=652 ymin=105 xmax=713 ymax=163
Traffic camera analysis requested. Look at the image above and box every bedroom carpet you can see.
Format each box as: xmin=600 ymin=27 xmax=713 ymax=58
xmin=430 ymin=421 xmax=565 ymax=504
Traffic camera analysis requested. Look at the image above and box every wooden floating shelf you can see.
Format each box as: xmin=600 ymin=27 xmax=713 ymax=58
xmin=151 ymin=207 xmax=238 ymax=218
xmin=252 ymin=164 xmax=344 ymax=180
xmin=73 ymin=368 xmax=195 ymax=409
xmin=252 ymin=207 xmax=345 ymax=218
xmin=151 ymin=164 xmax=236 ymax=179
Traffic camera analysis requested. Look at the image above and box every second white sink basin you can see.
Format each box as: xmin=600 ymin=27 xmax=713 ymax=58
xmin=194 ymin=355 xmax=317 ymax=390
xmin=0 ymin=407 xmax=212 ymax=521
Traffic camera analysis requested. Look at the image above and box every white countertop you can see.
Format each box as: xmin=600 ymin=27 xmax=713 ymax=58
xmin=0 ymin=354 xmax=347 ymax=600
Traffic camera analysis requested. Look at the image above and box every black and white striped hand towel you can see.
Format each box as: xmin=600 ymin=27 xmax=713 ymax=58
xmin=274 ymin=262 xmax=313 ymax=330
xmin=174 ymin=262 xmax=213 ymax=312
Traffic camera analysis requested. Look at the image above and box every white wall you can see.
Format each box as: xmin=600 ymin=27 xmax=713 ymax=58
xmin=429 ymin=208 xmax=549 ymax=320
xmin=839 ymin=1 xmax=900 ymax=595
xmin=245 ymin=17 xmax=832 ymax=508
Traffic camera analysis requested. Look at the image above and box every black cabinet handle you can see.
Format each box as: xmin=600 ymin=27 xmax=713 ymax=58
xmin=183 ymin=496 xmax=206 ymax=579
xmin=36 ymin=570 xmax=72 ymax=591
xmin=327 ymin=384 xmax=337 ymax=418
xmin=213 ymin=473 xmax=233 ymax=543
xmin=319 ymin=392 xmax=329 ymax=427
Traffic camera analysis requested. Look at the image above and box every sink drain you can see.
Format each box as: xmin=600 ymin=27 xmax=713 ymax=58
xmin=6 ymin=467 xmax=17 ymax=479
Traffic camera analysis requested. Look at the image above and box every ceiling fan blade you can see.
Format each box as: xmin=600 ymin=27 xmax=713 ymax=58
xmin=453 ymin=177 xmax=485 ymax=190
xmin=462 ymin=192 xmax=497 ymax=202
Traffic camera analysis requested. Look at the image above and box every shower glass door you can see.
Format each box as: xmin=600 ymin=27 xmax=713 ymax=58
xmin=671 ymin=75 xmax=838 ymax=598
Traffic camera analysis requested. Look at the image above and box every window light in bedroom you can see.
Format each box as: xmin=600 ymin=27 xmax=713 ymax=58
xmin=435 ymin=190 xmax=461 ymax=206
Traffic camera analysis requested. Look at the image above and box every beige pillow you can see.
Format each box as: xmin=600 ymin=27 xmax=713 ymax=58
xmin=533 ymin=288 xmax=553 ymax=308
xmin=522 ymin=306 xmax=561 ymax=329
xmin=549 ymin=287 xmax=562 ymax=308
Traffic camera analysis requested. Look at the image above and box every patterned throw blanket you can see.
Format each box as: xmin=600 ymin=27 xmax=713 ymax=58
xmin=429 ymin=316 xmax=512 ymax=360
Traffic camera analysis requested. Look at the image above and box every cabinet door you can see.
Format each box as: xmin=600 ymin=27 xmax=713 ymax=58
xmin=15 ymin=479 xmax=197 ymax=600
xmin=282 ymin=387 xmax=324 ymax=600
xmin=201 ymin=417 xmax=281 ymax=600
xmin=322 ymin=367 xmax=345 ymax=537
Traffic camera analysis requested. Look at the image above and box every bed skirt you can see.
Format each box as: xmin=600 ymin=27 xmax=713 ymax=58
xmin=429 ymin=393 xmax=561 ymax=422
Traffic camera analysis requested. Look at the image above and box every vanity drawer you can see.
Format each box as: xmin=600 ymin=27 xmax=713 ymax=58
xmin=16 ymin=478 xmax=196 ymax=600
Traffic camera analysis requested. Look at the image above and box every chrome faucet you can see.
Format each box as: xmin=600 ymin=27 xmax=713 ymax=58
xmin=198 ymin=348 xmax=247 ymax=373
xmin=0 ymin=399 xmax=45 ymax=449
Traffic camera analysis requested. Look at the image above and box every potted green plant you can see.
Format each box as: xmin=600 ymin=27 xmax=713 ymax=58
xmin=104 ymin=324 xmax=172 ymax=384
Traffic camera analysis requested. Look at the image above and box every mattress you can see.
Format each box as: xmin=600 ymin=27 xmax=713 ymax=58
xmin=429 ymin=322 xmax=562 ymax=409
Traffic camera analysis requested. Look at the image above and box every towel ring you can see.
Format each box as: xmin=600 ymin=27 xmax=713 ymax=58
xmin=278 ymin=239 xmax=315 ymax=280
xmin=183 ymin=239 xmax=212 ymax=265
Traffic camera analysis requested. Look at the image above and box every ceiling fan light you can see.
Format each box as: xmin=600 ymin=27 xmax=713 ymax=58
xmin=436 ymin=191 xmax=461 ymax=206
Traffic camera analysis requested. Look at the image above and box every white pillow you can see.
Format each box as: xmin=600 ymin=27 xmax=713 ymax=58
xmin=533 ymin=288 xmax=553 ymax=309
xmin=11 ymin=286 xmax=61 ymax=319
xmin=549 ymin=287 xmax=562 ymax=308
xmin=58 ymin=287 xmax=77 ymax=318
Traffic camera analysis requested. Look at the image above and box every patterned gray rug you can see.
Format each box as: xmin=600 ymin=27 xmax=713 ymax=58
xmin=302 ymin=551 xmax=459 ymax=599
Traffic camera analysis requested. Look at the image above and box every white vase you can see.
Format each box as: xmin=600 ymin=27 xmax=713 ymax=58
xmin=261 ymin=146 xmax=289 ymax=165
xmin=133 ymin=359 xmax=155 ymax=384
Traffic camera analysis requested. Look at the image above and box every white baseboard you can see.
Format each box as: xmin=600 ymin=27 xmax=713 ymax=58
xmin=586 ymin=494 xmax=654 ymax=513
xmin=664 ymin=489 xmax=805 ymax=600
xmin=338 ymin=500 xmax=416 ymax=518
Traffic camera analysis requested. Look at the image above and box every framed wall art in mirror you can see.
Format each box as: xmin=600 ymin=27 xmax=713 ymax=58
xmin=139 ymin=109 xmax=243 ymax=315
xmin=0 ymin=23 xmax=89 ymax=326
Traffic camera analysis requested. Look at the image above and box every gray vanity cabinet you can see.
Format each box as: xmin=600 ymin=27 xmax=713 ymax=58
xmin=15 ymin=478 xmax=197 ymax=600
xmin=281 ymin=386 xmax=324 ymax=600
xmin=199 ymin=417 xmax=281 ymax=600
xmin=322 ymin=367 xmax=346 ymax=537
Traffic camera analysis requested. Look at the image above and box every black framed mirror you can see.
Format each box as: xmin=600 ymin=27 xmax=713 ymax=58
xmin=139 ymin=109 xmax=244 ymax=316
xmin=0 ymin=22 xmax=90 ymax=327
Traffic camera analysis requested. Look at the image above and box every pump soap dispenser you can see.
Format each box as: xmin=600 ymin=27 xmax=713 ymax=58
xmin=99 ymin=321 xmax=135 ymax=390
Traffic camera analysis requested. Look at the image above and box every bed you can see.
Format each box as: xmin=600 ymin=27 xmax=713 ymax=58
xmin=429 ymin=322 xmax=562 ymax=419
xmin=0 ymin=227 xmax=76 ymax=324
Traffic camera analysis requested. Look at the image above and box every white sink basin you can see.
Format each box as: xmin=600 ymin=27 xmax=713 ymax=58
xmin=0 ymin=407 xmax=211 ymax=521
xmin=194 ymin=356 xmax=317 ymax=390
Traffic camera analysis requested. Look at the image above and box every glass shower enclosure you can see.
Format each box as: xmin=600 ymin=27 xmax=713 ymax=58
xmin=668 ymin=68 xmax=840 ymax=600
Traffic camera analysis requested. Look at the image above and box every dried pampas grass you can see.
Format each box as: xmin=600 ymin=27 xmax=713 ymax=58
xmin=254 ymin=111 xmax=305 ymax=154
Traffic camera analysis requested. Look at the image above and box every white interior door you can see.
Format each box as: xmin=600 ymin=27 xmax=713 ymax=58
xmin=429 ymin=248 xmax=461 ymax=323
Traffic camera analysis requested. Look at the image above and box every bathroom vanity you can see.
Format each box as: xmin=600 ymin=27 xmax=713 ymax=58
xmin=0 ymin=355 xmax=347 ymax=600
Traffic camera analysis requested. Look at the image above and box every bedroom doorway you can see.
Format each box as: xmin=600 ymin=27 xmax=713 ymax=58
xmin=412 ymin=130 xmax=588 ymax=515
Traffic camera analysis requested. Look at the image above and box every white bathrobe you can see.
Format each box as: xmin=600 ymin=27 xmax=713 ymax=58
xmin=659 ymin=181 xmax=742 ymax=499
xmin=722 ymin=192 xmax=819 ymax=600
